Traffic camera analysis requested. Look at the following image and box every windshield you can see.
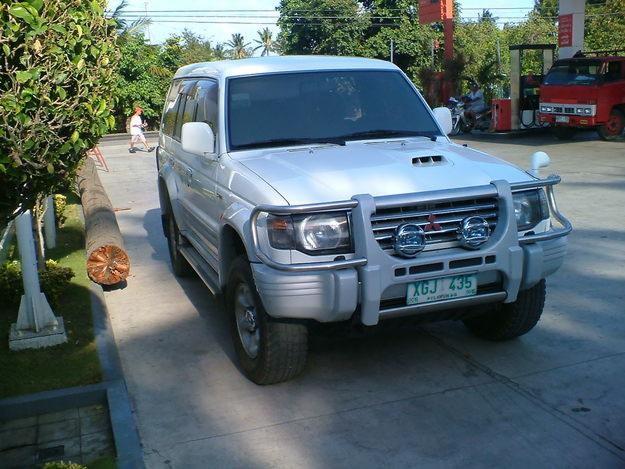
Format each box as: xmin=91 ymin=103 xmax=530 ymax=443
xmin=543 ymin=60 xmax=602 ymax=85
xmin=227 ymin=70 xmax=441 ymax=151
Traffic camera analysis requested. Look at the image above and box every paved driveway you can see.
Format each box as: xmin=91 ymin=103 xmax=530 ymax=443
xmin=97 ymin=132 xmax=625 ymax=468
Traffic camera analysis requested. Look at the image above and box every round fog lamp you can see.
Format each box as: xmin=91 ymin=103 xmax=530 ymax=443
xmin=393 ymin=223 xmax=426 ymax=258
xmin=459 ymin=216 xmax=490 ymax=250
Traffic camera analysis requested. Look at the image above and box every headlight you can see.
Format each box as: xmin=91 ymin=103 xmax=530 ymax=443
xmin=267 ymin=212 xmax=351 ymax=255
xmin=513 ymin=190 xmax=549 ymax=231
xmin=583 ymin=108 xmax=592 ymax=115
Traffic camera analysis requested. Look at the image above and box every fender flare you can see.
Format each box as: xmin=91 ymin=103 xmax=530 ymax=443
xmin=219 ymin=202 xmax=257 ymax=286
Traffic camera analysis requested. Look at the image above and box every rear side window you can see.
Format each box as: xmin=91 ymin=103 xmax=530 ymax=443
xmin=161 ymin=80 xmax=183 ymax=136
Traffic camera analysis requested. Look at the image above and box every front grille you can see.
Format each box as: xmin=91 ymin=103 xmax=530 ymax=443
xmin=371 ymin=196 xmax=499 ymax=254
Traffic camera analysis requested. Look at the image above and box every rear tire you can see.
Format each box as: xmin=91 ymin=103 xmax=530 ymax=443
xmin=226 ymin=256 xmax=308 ymax=384
xmin=598 ymin=109 xmax=625 ymax=141
xmin=463 ymin=280 xmax=546 ymax=341
xmin=553 ymin=127 xmax=575 ymax=140
xmin=166 ymin=212 xmax=193 ymax=277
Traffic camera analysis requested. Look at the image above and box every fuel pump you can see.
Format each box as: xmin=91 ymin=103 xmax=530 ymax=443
xmin=509 ymin=44 xmax=555 ymax=130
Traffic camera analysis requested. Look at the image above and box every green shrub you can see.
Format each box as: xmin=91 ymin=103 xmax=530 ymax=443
xmin=0 ymin=259 xmax=74 ymax=308
xmin=43 ymin=462 xmax=87 ymax=469
xmin=54 ymin=194 xmax=68 ymax=227
xmin=0 ymin=0 xmax=119 ymax=223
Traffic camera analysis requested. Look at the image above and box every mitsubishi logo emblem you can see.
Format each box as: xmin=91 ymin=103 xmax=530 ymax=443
xmin=424 ymin=214 xmax=442 ymax=232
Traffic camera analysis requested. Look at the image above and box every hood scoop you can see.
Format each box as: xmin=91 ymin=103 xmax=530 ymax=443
xmin=412 ymin=155 xmax=447 ymax=166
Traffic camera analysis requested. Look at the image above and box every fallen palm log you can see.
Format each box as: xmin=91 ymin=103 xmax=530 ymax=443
xmin=76 ymin=157 xmax=130 ymax=285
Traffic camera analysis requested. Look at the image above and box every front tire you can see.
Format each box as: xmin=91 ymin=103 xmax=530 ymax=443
xmin=463 ymin=280 xmax=546 ymax=341
xmin=598 ymin=109 xmax=625 ymax=141
xmin=460 ymin=116 xmax=474 ymax=134
xmin=553 ymin=127 xmax=575 ymax=140
xmin=226 ymin=257 xmax=308 ymax=384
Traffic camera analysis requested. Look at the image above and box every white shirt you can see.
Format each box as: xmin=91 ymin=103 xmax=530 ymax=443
xmin=130 ymin=115 xmax=143 ymax=136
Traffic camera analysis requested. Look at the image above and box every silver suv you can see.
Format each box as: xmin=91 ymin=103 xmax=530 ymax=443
xmin=157 ymin=56 xmax=571 ymax=384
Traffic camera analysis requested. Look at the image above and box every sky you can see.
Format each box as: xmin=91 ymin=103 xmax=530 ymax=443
xmin=108 ymin=0 xmax=536 ymax=49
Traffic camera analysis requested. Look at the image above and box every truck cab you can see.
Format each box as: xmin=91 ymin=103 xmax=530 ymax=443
xmin=539 ymin=55 xmax=625 ymax=141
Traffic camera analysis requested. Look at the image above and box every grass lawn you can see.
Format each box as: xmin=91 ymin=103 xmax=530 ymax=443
xmin=0 ymin=198 xmax=102 ymax=398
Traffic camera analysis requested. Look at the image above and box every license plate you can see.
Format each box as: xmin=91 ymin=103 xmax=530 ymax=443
xmin=555 ymin=115 xmax=569 ymax=123
xmin=406 ymin=274 xmax=477 ymax=305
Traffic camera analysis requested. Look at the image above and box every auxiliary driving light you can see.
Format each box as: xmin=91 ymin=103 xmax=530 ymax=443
xmin=458 ymin=216 xmax=490 ymax=249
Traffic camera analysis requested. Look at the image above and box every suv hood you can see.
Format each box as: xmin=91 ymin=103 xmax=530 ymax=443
xmin=236 ymin=139 xmax=532 ymax=205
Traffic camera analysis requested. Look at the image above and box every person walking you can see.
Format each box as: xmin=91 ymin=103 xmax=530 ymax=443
xmin=128 ymin=106 xmax=154 ymax=153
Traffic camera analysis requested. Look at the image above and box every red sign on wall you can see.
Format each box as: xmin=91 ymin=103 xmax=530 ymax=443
xmin=558 ymin=14 xmax=573 ymax=47
xmin=419 ymin=0 xmax=453 ymax=24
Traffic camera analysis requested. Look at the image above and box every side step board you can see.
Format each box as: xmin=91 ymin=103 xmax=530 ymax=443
xmin=179 ymin=245 xmax=221 ymax=295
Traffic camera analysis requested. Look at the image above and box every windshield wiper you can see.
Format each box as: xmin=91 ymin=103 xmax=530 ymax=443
xmin=336 ymin=129 xmax=438 ymax=141
xmin=234 ymin=137 xmax=345 ymax=150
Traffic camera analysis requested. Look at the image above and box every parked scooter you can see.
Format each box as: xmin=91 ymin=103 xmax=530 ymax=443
xmin=447 ymin=97 xmax=492 ymax=134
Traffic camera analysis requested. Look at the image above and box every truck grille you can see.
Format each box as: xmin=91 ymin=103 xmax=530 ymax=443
xmin=371 ymin=196 xmax=499 ymax=253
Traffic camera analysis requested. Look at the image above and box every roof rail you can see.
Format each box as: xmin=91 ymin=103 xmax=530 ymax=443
xmin=576 ymin=49 xmax=625 ymax=57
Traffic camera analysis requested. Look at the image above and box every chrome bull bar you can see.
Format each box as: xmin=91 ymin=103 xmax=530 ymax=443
xmin=250 ymin=175 xmax=572 ymax=272
xmin=510 ymin=175 xmax=573 ymax=244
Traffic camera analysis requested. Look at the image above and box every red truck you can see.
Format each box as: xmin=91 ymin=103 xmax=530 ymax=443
xmin=539 ymin=53 xmax=625 ymax=141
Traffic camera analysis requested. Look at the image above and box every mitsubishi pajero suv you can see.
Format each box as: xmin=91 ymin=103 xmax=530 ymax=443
xmin=157 ymin=56 xmax=572 ymax=384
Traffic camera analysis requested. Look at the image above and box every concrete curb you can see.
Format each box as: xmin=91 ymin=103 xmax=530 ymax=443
xmin=0 ymin=285 xmax=145 ymax=469
xmin=90 ymin=283 xmax=145 ymax=469
xmin=0 ymin=382 xmax=109 ymax=421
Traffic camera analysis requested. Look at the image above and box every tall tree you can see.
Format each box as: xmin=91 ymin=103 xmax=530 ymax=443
xmin=277 ymin=0 xmax=369 ymax=55
xmin=478 ymin=9 xmax=497 ymax=24
xmin=533 ymin=0 xmax=558 ymax=22
xmin=254 ymin=28 xmax=276 ymax=56
xmin=585 ymin=0 xmax=625 ymax=52
xmin=108 ymin=0 xmax=152 ymax=38
xmin=225 ymin=33 xmax=251 ymax=59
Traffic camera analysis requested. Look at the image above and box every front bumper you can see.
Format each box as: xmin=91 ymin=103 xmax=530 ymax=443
xmin=539 ymin=113 xmax=597 ymax=127
xmin=250 ymin=177 xmax=571 ymax=326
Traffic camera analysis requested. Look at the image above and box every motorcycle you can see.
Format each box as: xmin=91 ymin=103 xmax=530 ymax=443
xmin=447 ymin=97 xmax=492 ymax=134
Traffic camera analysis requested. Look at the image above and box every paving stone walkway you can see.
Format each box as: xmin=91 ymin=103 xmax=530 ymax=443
xmin=0 ymin=404 xmax=114 ymax=468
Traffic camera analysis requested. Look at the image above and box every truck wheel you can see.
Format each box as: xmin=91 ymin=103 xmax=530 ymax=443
xmin=463 ymin=280 xmax=545 ymax=341
xmin=598 ymin=109 xmax=625 ymax=141
xmin=226 ymin=256 xmax=308 ymax=384
xmin=166 ymin=213 xmax=193 ymax=277
xmin=553 ymin=127 xmax=575 ymax=140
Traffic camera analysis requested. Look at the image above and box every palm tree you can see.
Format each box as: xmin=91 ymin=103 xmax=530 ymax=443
xmin=108 ymin=0 xmax=152 ymax=37
xmin=225 ymin=33 xmax=251 ymax=60
xmin=254 ymin=28 xmax=275 ymax=56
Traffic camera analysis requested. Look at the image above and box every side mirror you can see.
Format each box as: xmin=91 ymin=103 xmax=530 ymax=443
xmin=432 ymin=107 xmax=453 ymax=136
xmin=181 ymin=122 xmax=215 ymax=158
xmin=530 ymin=151 xmax=550 ymax=177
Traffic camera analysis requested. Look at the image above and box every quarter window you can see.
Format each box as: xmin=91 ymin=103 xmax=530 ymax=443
xmin=173 ymin=80 xmax=197 ymax=141
xmin=161 ymin=80 xmax=183 ymax=137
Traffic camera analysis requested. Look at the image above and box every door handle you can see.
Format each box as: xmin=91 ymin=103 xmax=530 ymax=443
xmin=186 ymin=168 xmax=193 ymax=185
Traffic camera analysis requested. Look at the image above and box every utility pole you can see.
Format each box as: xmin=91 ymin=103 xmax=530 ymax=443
xmin=431 ymin=39 xmax=435 ymax=67
xmin=144 ymin=1 xmax=151 ymax=43
xmin=390 ymin=38 xmax=394 ymax=63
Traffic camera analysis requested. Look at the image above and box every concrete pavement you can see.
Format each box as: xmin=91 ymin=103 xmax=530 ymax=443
xmin=97 ymin=132 xmax=625 ymax=468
